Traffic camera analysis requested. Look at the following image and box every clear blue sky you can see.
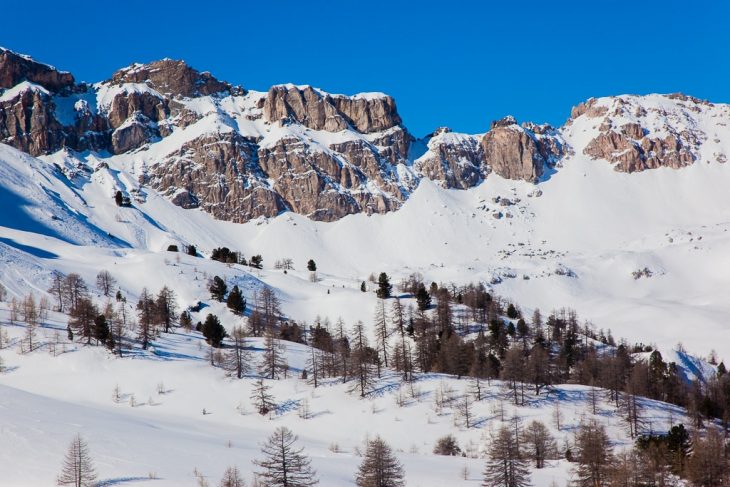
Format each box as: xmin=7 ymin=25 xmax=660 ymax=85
xmin=2 ymin=0 xmax=728 ymax=136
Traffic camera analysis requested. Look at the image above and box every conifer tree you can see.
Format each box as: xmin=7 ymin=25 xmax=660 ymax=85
xmin=433 ymin=434 xmax=462 ymax=456
xmin=522 ymin=420 xmax=556 ymax=469
xmin=572 ymin=421 xmax=613 ymax=487
xmin=258 ymin=287 xmax=281 ymax=331
xmin=250 ymin=378 xmax=276 ymax=416
xmin=253 ymin=427 xmax=318 ymax=487
xmin=457 ymin=393 xmax=473 ymax=428
xmin=348 ymin=321 xmax=375 ymax=398
xmin=209 ymin=276 xmax=228 ymax=302
xmin=62 ymin=273 xmax=89 ymax=313
xmin=95 ymin=270 xmax=116 ymax=297
xmin=93 ymin=314 xmax=109 ymax=345
xmin=415 ymin=283 xmax=431 ymax=311
xmin=390 ymin=298 xmax=412 ymax=381
xmin=374 ymin=299 xmax=390 ymax=368
xmin=219 ymin=466 xmax=245 ymax=487
xmin=307 ymin=259 xmax=317 ymax=272
xmin=226 ymin=325 xmax=252 ymax=379
xmin=686 ymin=427 xmax=727 ymax=486
xmin=376 ymin=273 xmax=392 ymax=299
xmin=69 ymin=297 xmax=98 ymax=345
xmin=136 ymin=287 xmax=155 ymax=350
xmin=57 ymin=434 xmax=97 ymax=487
xmin=202 ymin=314 xmax=227 ymax=348
xmin=48 ymin=271 xmax=65 ymax=312
xmin=260 ymin=327 xmax=288 ymax=379
xmin=226 ymin=285 xmax=246 ymax=315
xmin=249 ymin=255 xmax=263 ymax=269
xmin=334 ymin=317 xmax=350 ymax=381
xmin=180 ymin=310 xmax=193 ymax=332
xmin=482 ymin=425 xmax=531 ymax=487
xmin=155 ymin=286 xmax=178 ymax=333
xmin=111 ymin=303 xmax=127 ymax=357
xmin=356 ymin=436 xmax=405 ymax=487
xmin=306 ymin=345 xmax=321 ymax=388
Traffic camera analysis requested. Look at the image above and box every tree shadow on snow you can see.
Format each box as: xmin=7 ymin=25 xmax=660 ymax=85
xmin=96 ymin=476 xmax=160 ymax=486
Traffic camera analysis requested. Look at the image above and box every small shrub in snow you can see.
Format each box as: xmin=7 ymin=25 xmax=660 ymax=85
xmin=433 ymin=434 xmax=462 ymax=456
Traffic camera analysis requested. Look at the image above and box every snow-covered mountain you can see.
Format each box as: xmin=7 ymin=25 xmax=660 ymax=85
xmin=1 ymin=48 xmax=730 ymax=486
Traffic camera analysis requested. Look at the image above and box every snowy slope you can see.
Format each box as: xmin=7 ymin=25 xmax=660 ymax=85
xmin=2 ymin=106 xmax=730 ymax=362
xmin=1 ymin=93 xmax=729 ymax=486
xmin=0 ymin=305 xmax=688 ymax=487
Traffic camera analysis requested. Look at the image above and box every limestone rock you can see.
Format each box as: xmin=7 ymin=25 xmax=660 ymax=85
xmin=331 ymin=93 xmax=402 ymax=133
xmin=0 ymin=48 xmax=74 ymax=92
xmin=263 ymin=85 xmax=349 ymax=131
xmin=144 ymin=131 xmax=286 ymax=222
xmin=258 ymin=136 xmax=402 ymax=220
xmin=569 ymin=98 xmax=608 ymax=120
xmin=481 ymin=117 xmax=565 ymax=182
xmin=106 ymin=90 xmax=168 ymax=129
xmin=111 ymin=114 xmax=157 ymax=154
xmin=0 ymin=85 xmax=65 ymax=156
xmin=110 ymin=59 xmax=232 ymax=98
xmin=579 ymin=95 xmax=704 ymax=172
xmin=263 ymin=85 xmax=402 ymax=134
xmin=415 ymin=127 xmax=485 ymax=188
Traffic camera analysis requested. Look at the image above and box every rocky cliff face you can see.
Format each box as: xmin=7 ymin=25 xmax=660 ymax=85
xmin=569 ymin=94 xmax=716 ymax=172
xmin=110 ymin=59 xmax=233 ymax=98
xmin=481 ymin=117 xmax=566 ymax=182
xmin=0 ymin=48 xmax=75 ymax=92
xmin=414 ymin=128 xmax=485 ymax=189
xmin=0 ymin=50 xmax=81 ymax=156
xmin=263 ymin=85 xmax=402 ymax=134
xmin=1 ymin=48 xmax=728 ymax=224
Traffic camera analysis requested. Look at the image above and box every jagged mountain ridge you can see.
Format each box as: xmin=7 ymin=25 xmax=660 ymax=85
xmin=1 ymin=47 xmax=728 ymax=223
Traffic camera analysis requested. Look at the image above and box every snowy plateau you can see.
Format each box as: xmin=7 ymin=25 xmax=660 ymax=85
xmin=0 ymin=48 xmax=730 ymax=487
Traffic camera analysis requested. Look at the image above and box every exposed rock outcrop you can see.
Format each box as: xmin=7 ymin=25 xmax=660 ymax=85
xmin=577 ymin=95 xmax=704 ymax=172
xmin=481 ymin=117 xmax=565 ymax=182
xmin=111 ymin=114 xmax=157 ymax=154
xmin=0 ymin=48 xmax=74 ymax=92
xmin=144 ymin=131 xmax=286 ymax=222
xmin=2 ymin=49 xmax=728 ymax=225
xmin=583 ymin=129 xmax=695 ymax=172
xmin=110 ymin=59 xmax=232 ymax=98
xmin=414 ymin=127 xmax=485 ymax=189
xmin=263 ymin=85 xmax=402 ymax=134
xmin=569 ymin=98 xmax=608 ymax=121
xmin=258 ymin=136 xmax=400 ymax=220
xmin=0 ymin=84 xmax=66 ymax=156
xmin=331 ymin=93 xmax=402 ymax=133
xmin=263 ymin=85 xmax=349 ymax=132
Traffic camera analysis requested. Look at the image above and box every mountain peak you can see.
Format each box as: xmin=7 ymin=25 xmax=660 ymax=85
xmin=109 ymin=58 xmax=233 ymax=98
xmin=0 ymin=48 xmax=74 ymax=92
xmin=567 ymin=93 xmax=728 ymax=172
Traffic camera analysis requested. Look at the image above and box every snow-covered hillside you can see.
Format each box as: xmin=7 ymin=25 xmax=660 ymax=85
xmin=2 ymin=96 xmax=730 ymax=362
xmin=1 ymin=111 xmax=727 ymax=484
xmin=0 ymin=303 xmax=690 ymax=486
xmin=3 ymin=47 xmax=730 ymax=487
